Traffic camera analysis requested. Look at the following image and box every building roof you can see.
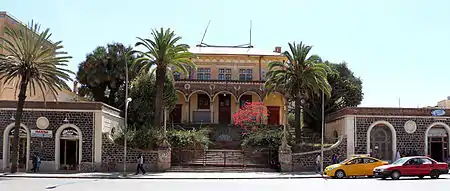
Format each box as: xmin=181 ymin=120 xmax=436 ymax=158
xmin=326 ymin=107 xmax=450 ymax=122
xmin=189 ymin=46 xmax=282 ymax=56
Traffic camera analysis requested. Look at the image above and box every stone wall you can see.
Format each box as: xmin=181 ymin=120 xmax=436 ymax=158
xmin=355 ymin=117 xmax=448 ymax=156
xmin=0 ymin=110 xmax=94 ymax=162
xmin=292 ymin=137 xmax=347 ymax=171
xmin=101 ymin=134 xmax=160 ymax=171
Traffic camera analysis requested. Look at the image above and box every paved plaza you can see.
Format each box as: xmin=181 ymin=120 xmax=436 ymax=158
xmin=2 ymin=176 xmax=450 ymax=191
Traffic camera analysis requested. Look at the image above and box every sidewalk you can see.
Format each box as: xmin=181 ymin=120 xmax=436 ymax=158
xmin=0 ymin=171 xmax=324 ymax=179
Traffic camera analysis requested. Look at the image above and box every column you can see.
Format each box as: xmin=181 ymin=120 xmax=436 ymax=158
xmin=185 ymin=101 xmax=189 ymax=123
xmin=210 ymin=100 xmax=214 ymax=124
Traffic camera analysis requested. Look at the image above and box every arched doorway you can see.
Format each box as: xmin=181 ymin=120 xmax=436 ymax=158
xmin=55 ymin=124 xmax=82 ymax=171
xmin=2 ymin=123 xmax=30 ymax=171
xmin=369 ymin=125 xmax=393 ymax=161
xmin=425 ymin=122 xmax=450 ymax=162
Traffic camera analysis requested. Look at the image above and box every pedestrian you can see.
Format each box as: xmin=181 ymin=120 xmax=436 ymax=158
xmin=135 ymin=154 xmax=145 ymax=175
xmin=332 ymin=154 xmax=339 ymax=164
xmin=31 ymin=154 xmax=37 ymax=172
xmin=315 ymin=154 xmax=321 ymax=173
xmin=36 ymin=154 xmax=41 ymax=172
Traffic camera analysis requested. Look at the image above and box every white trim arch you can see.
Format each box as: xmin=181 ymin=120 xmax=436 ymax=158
xmin=212 ymin=91 xmax=238 ymax=102
xmin=424 ymin=122 xmax=450 ymax=157
xmin=366 ymin=120 xmax=397 ymax=161
xmin=238 ymin=91 xmax=262 ymax=102
xmin=54 ymin=124 xmax=83 ymax=171
xmin=2 ymin=123 xmax=30 ymax=171
xmin=187 ymin=90 xmax=212 ymax=101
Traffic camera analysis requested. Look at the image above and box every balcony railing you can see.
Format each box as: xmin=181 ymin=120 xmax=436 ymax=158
xmin=175 ymin=79 xmax=265 ymax=84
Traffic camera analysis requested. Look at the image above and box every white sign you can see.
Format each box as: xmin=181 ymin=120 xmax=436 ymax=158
xmin=31 ymin=129 xmax=53 ymax=138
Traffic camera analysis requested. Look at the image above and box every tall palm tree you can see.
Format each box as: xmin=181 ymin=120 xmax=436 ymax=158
xmin=0 ymin=21 xmax=73 ymax=173
xmin=133 ymin=28 xmax=195 ymax=130
xmin=265 ymin=42 xmax=331 ymax=142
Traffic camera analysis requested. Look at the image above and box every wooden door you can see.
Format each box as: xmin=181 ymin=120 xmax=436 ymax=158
xmin=170 ymin=104 xmax=182 ymax=123
xmin=219 ymin=94 xmax=231 ymax=124
xmin=267 ymin=106 xmax=280 ymax=125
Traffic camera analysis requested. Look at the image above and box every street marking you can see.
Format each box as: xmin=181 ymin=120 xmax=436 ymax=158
xmin=45 ymin=179 xmax=99 ymax=189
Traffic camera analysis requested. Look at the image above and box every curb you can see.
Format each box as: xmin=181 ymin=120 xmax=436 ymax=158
xmin=0 ymin=174 xmax=326 ymax=180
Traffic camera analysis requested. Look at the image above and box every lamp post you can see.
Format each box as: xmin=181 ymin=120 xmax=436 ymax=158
xmin=320 ymin=90 xmax=325 ymax=175
xmin=123 ymin=54 xmax=130 ymax=177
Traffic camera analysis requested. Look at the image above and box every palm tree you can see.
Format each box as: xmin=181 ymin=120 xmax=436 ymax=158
xmin=265 ymin=42 xmax=331 ymax=143
xmin=133 ymin=28 xmax=195 ymax=130
xmin=0 ymin=21 xmax=73 ymax=173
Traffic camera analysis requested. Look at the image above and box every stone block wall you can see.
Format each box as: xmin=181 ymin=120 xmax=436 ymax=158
xmin=292 ymin=137 xmax=347 ymax=171
xmin=355 ymin=117 xmax=448 ymax=156
xmin=0 ymin=110 xmax=94 ymax=162
xmin=101 ymin=134 xmax=159 ymax=171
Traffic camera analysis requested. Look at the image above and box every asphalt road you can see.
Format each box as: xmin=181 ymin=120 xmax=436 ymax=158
xmin=1 ymin=176 xmax=450 ymax=191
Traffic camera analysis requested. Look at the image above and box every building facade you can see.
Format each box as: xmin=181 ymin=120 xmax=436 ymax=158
xmin=325 ymin=107 xmax=450 ymax=163
xmin=171 ymin=46 xmax=288 ymax=126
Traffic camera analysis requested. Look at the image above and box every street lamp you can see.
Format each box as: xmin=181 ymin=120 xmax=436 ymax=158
xmin=320 ymin=90 xmax=325 ymax=176
xmin=123 ymin=54 xmax=130 ymax=177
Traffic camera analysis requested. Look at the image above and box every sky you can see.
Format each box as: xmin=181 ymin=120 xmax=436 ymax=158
xmin=2 ymin=0 xmax=450 ymax=108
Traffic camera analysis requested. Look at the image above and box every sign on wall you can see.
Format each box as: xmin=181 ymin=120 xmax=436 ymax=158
xmin=431 ymin=109 xmax=446 ymax=116
xmin=31 ymin=129 xmax=53 ymax=138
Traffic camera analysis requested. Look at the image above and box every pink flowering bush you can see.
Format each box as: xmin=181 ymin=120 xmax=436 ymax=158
xmin=233 ymin=102 xmax=268 ymax=131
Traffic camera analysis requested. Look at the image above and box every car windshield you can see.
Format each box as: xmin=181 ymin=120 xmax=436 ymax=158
xmin=392 ymin=158 xmax=409 ymax=165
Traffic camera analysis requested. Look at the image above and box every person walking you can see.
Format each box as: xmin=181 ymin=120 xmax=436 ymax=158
xmin=36 ymin=154 xmax=41 ymax=172
xmin=315 ymin=154 xmax=321 ymax=173
xmin=135 ymin=154 xmax=145 ymax=175
xmin=31 ymin=154 xmax=37 ymax=172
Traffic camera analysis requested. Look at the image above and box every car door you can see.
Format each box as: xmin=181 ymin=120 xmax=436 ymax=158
xmin=345 ymin=158 xmax=365 ymax=176
xmin=418 ymin=158 xmax=433 ymax=175
xmin=402 ymin=158 xmax=420 ymax=175
xmin=363 ymin=158 xmax=378 ymax=175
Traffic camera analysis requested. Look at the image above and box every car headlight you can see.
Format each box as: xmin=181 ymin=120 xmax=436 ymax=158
xmin=326 ymin=166 xmax=336 ymax=171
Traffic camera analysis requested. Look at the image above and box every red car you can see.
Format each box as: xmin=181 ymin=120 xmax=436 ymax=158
xmin=373 ymin=156 xmax=449 ymax=180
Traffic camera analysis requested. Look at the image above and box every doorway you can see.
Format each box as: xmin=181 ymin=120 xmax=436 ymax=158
xmin=267 ymin=106 xmax=280 ymax=125
xmin=5 ymin=126 xmax=29 ymax=170
xmin=8 ymin=137 xmax=27 ymax=169
xmin=60 ymin=139 xmax=79 ymax=170
xmin=427 ymin=127 xmax=448 ymax=162
xmin=219 ymin=94 xmax=231 ymax=124
xmin=170 ymin=104 xmax=182 ymax=123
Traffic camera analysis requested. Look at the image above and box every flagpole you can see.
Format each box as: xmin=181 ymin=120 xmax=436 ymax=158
xmin=320 ymin=90 xmax=324 ymax=175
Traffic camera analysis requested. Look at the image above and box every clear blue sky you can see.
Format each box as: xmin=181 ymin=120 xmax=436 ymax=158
xmin=3 ymin=0 xmax=450 ymax=108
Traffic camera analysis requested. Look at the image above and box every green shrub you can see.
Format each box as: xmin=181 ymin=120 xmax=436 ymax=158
xmin=168 ymin=128 xmax=211 ymax=150
xmin=114 ymin=123 xmax=164 ymax=150
xmin=241 ymin=125 xmax=293 ymax=149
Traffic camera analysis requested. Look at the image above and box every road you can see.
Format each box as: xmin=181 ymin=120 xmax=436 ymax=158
xmin=1 ymin=176 xmax=450 ymax=191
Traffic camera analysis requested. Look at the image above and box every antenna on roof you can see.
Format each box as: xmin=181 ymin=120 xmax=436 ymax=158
xmin=249 ymin=20 xmax=252 ymax=47
xmin=197 ymin=20 xmax=211 ymax=47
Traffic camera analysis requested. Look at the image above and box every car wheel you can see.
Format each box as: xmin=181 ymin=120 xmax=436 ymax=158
xmin=430 ymin=170 xmax=440 ymax=179
xmin=390 ymin=171 xmax=401 ymax=180
xmin=335 ymin=170 xmax=346 ymax=179
xmin=418 ymin=176 xmax=424 ymax=179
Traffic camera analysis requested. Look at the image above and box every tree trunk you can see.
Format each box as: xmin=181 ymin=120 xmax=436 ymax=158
xmin=294 ymin=95 xmax=302 ymax=142
xmin=10 ymin=77 xmax=28 ymax=173
xmin=153 ymin=67 xmax=166 ymax=128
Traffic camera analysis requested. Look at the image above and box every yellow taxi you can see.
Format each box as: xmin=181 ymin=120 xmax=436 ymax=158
xmin=324 ymin=155 xmax=388 ymax=178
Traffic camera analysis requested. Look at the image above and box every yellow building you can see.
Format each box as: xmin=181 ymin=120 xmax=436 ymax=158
xmin=0 ymin=12 xmax=78 ymax=102
xmin=171 ymin=45 xmax=287 ymax=126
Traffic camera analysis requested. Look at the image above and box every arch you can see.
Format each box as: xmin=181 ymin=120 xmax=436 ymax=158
xmin=175 ymin=90 xmax=187 ymax=102
xmin=187 ymin=90 xmax=212 ymax=101
xmin=55 ymin=124 xmax=83 ymax=171
xmin=264 ymin=92 xmax=287 ymax=106
xmin=2 ymin=123 xmax=30 ymax=171
xmin=424 ymin=122 xmax=450 ymax=157
xmin=366 ymin=120 xmax=397 ymax=161
xmin=238 ymin=91 xmax=262 ymax=102
xmin=212 ymin=91 xmax=238 ymax=102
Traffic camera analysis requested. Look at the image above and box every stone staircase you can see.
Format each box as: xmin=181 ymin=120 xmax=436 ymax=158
xmin=172 ymin=149 xmax=275 ymax=169
xmin=168 ymin=166 xmax=276 ymax=172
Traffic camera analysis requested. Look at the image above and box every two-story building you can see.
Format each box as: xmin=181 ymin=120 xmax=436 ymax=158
xmin=171 ymin=45 xmax=288 ymax=127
